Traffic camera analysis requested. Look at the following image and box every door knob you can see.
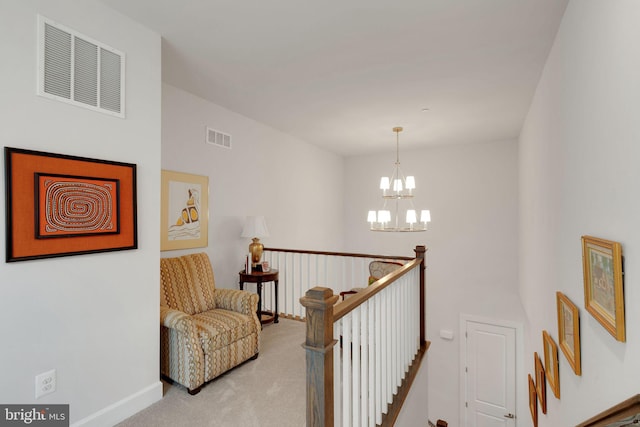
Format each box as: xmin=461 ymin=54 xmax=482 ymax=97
xmin=503 ymin=413 xmax=515 ymax=419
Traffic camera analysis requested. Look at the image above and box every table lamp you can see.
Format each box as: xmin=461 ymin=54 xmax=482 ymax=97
xmin=241 ymin=216 xmax=270 ymax=269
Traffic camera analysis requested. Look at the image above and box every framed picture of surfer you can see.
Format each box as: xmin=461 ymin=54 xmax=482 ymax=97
xmin=161 ymin=170 xmax=208 ymax=251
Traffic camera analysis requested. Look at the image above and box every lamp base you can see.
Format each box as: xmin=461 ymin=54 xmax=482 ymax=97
xmin=248 ymin=237 xmax=264 ymax=267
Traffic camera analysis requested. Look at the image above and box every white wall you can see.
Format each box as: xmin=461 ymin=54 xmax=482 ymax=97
xmin=161 ymin=84 xmax=345 ymax=287
xmin=519 ymin=1 xmax=640 ymax=425
xmin=0 ymin=2 xmax=162 ymax=425
xmin=344 ymin=139 xmax=523 ymax=425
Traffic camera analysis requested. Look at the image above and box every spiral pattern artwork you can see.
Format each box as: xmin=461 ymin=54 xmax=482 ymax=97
xmin=40 ymin=176 xmax=117 ymax=236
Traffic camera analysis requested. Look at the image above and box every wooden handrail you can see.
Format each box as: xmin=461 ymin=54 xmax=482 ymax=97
xmin=265 ymin=247 xmax=414 ymax=261
xmin=333 ymin=258 xmax=421 ymax=322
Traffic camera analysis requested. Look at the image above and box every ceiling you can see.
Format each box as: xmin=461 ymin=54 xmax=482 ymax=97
xmin=101 ymin=0 xmax=569 ymax=156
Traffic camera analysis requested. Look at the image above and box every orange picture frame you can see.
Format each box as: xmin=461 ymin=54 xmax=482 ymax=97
xmin=4 ymin=147 xmax=137 ymax=262
xmin=557 ymin=292 xmax=581 ymax=376
xmin=543 ymin=330 xmax=560 ymax=399
xmin=535 ymin=352 xmax=547 ymax=414
xmin=582 ymin=235 xmax=625 ymax=342
xmin=529 ymin=374 xmax=538 ymax=427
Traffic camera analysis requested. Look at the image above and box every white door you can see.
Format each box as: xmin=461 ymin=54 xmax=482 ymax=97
xmin=462 ymin=319 xmax=516 ymax=427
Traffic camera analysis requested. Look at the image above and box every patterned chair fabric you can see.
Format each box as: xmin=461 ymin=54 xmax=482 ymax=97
xmin=160 ymin=252 xmax=260 ymax=394
xmin=368 ymin=260 xmax=404 ymax=284
xmin=340 ymin=260 xmax=404 ymax=300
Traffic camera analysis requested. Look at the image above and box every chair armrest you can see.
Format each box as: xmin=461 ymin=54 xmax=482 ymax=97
xmin=214 ymin=289 xmax=259 ymax=317
xmin=160 ymin=306 xmax=196 ymax=335
xmin=339 ymin=290 xmax=359 ymax=301
xmin=159 ymin=305 xmax=205 ymax=391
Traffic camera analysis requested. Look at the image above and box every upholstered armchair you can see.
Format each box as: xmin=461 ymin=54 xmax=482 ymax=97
xmin=339 ymin=260 xmax=404 ymax=300
xmin=160 ymin=252 xmax=260 ymax=394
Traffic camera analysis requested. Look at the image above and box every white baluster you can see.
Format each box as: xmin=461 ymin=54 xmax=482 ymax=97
xmin=342 ymin=314 xmax=352 ymax=427
xmin=375 ymin=295 xmax=382 ymax=425
xmin=334 ymin=320 xmax=342 ymax=426
xmin=352 ymin=307 xmax=360 ymax=427
xmin=360 ymin=301 xmax=368 ymax=427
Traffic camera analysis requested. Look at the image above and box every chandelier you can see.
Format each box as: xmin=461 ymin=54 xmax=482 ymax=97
xmin=368 ymin=127 xmax=431 ymax=232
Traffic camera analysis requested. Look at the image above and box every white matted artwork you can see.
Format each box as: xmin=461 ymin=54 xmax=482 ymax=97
xmin=161 ymin=170 xmax=208 ymax=251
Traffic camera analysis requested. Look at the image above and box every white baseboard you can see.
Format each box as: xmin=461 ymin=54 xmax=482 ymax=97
xmin=71 ymin=381 xmax=163 ymax=427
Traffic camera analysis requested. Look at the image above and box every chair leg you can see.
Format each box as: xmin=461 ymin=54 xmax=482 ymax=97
xmin=188 ymin=386 xmax=202 ymax=395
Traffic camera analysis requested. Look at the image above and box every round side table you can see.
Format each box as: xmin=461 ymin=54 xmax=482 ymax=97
xmin=239 ymin=269 xmax=279 ymax=325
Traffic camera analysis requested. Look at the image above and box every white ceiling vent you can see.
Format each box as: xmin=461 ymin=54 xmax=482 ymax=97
xmin=37 ymin=15 xmax=125 ymax=118
xmin=206 ymin=127 xmax=232 ymax=149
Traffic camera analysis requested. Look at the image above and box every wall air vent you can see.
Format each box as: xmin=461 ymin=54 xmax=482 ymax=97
xmin=37 ymin=15 xmax=125 ymax=118
xmin=206 ymin=127 xmax=232 ymax=149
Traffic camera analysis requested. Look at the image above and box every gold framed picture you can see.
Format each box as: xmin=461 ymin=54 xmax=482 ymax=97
xmin=529 ymin=374 xmax=538 ymax=427
xmin=161 ymin=170 xmax=208 ymax=251
xmin=543 ymin=330 xmax=560 ymax=399
xmin=582 ymin=235 xmax=625 ymax=342
xmin=557 ymin=292 xmax=581 ymax=375
xmin=535 ymin=352 xmax=547 ymax=414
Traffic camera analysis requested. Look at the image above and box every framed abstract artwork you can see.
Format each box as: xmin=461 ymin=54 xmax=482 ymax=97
xmin=557 ymin=291 xmax=581 ymax=375
xmin=535 ymin=352 xmax=547 ymax=414
xmin=4 ymin=147 xmax=137 ymax=262
xmin=161 ymin=170 xmax=208 ymax=251
xmin=582 ymin=235 xmax=625 ymax=342
xmin=543 ymin=330 xmax=560 ymax=399
xmin=529 ymin=374 xmax=538 ymax=427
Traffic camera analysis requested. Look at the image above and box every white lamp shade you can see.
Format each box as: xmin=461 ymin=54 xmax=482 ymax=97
xmin=420 ymin=210 xmax=431 ymax=223
xmin=378 ymin=210 xmax=391 ymax=223
xmin=393 ymin=179 xmax=403 ymax=192
xmin=367 ymin=210 xmax=377 ymax=222
xmin=379 ymin=177 xmax=390 ymax=190
xmin=405 ymin=176 xmax=415 ymax=190
xmin=241 ymin=215 xmax=270 ymax=238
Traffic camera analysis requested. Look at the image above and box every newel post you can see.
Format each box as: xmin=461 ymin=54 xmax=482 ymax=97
xmin=415 ymin=245 xmax=427 ymax=345
xmin=300 ymin=287 xmax=339 ymax=427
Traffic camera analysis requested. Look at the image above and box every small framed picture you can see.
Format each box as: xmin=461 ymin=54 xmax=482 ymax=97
xmin=529 ymin=374 xmax=538 ymax=427
xmin=582 ymin=235 xmax=625 ymax=342
xmin=161 ymin=170 xmax=208 ymax=251
xmin=557 ymin=292 xmax=581 ymax=375
xmin=543 ymin=330 xmax=560 ymax=399
xmin=535 ymin=352 xmax=547 ymax=414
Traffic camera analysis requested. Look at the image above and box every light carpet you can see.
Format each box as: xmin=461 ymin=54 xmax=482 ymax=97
xmin=117 ymin=318 xmax=306 ymax=427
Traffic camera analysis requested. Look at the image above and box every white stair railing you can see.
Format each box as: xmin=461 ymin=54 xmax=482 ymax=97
xmin=262 ymin=248 xmax=412 ymax=320
xmin=334 ymin=264 xmax=420 ymax=426
xmin=298 ymin=246 xmax=428 ymax=427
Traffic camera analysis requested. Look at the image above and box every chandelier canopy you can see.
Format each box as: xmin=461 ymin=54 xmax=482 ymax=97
xmin=368 ymin=127 xmax=431 ymax=232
